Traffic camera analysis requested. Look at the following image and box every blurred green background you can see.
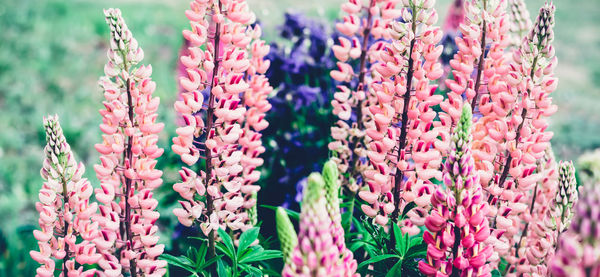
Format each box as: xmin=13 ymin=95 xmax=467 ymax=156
xmin=0 ymin=0 xmax=598 ymax=275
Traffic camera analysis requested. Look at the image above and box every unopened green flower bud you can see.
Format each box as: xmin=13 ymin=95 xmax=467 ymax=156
xmin=276 ymin=207 xmax=297 ymax=264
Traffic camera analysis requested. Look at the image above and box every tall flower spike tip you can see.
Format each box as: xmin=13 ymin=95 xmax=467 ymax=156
xmin=551 ymin=182 xmax=599 ymax=277
xmin=94 ymin=8 xmax=166 ymax=277
xmin=557 ymin=161 xmax=578 ymax=232
xmin=420 ymin=104 xmax=494 ymax=277
xmin=282 ymin=173 xmax=344 ymax=276
xmin=507 ymin=0 xmax=532 ymax=48
xmin=172 ymin=0 xmax=272 ymax=250
xmin=322 ymin=160 xmax=358 ymax=276
xmin=276 ymin=207 xmax=298 ymax=265
xmin=441 ymin=0 xmax=510 ymax=122
xmin=31 ymin=115 xmax=100 ymax=276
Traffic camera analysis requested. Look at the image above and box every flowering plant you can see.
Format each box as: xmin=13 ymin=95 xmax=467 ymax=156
xmin=23 ymin=0 xmax=599 ymax=276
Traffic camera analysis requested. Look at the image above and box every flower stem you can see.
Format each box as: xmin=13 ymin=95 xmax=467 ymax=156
xmin=347 ymin=0 xmax=375 ymax=190
xmin=203 ymin=2 xmax=223 ymax=270
xmin=390 ymin=7 xmax=418 ymax=249
xmin=343 ymin=189 xmax=357 ymax=233
xmin=60 ymin=174 xmax=71 ymax=275
xmin=391 ymin=10 xmax=418 ymax=225
xmin=124 ymin=77 xmax=137 ymax=277
xmin=471 ymin=17 xmax=487 ymax=112
xmin=506 ymin=182 xmax=539 ymax=274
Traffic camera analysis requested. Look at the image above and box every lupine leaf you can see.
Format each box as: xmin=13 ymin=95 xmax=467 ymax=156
xmin=196 ymin=255 xmax=223 ymax=271
xmin=217 ymin=258 xmax=228 ymax=277
xmin=240 ymin=264 xmax=262 ymax=276
xmin=405 ymin=242 xmax=427 ymax=260
xmin=385 ymin=260 xmax=403 ymax=277
xmin=215 ymin=242 xmax=233 ymax=259
xmin=217 ymin=228 xmax=235 ymax=258
xmin=240 ymin=249 xmax=282 ymax=263
xmin=393 ymin=224 xmax=403 ymax=254
xmin=261 ymin=205 xmax=300 ymax=221
xmin=160 ymin=254 xmax=195 ymax=273
xmin=238 ymin=227 xmax=260 ymax=258
xmin=357 ymin=254 xmax=400 ymax=269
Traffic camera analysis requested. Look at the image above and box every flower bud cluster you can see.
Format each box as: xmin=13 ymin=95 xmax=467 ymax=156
xmin=31 ymin=115 xmax=100 ymax=277
xmin=282 ymin=173 xmax=346 ymax=276
xmin=551 ymin=182 xmax=599 ymax=277
xmin=556 ymin=161 xmax=578 ymax=231
xmin=506 ymin=0 xmax=532 ymax=48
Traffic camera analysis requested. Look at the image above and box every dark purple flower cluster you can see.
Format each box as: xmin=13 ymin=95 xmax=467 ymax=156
xmin=259 ymin=13 xmax=338 ymax=225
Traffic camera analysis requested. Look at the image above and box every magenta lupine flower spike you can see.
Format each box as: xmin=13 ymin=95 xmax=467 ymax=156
xmin=419 ymin=104 xmax=493 ymax=277
xmin=556 ymin=160 xmax=578 ymax=232
xmin=94 ymin=9 xmax=166 ymax=276
xmin=171 ymin=0 xmax=271 ymax=258
xmin=329 ymin=0 xmax=400 ymax=192
xmin=551 ymin=182 xmax=599 ymax=277
xmin=282 ymin=173 xmax=344 ymax=276
xmin=359 ymin=0 xmax=446 ymax=230
xmin=31 ymin=115 xmax=100 ymax=277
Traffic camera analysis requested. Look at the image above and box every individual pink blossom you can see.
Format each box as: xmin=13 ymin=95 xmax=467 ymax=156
xmin=359 ymin=0 xmax=446 ymax=228
xmin=171 ymin=0 xmax=271 ymax=258
xmin=31 ymin=115 xmax=100 ymax=277
xmin=94 ymin=9 xmax=166 ymax=276
xmin=419 ymin=105 xmax=493 ymax=277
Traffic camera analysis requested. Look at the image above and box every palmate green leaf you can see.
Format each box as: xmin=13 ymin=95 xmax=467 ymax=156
xmin=196 ymin=243 xmax=208 ymax=266
xmin=409 ymin=235 xmax=423 ymax=248
xmin=217 ymin=228 xmax=235 ymax=258
xmin=196 ymin=255 xmax=223 ymax=272
xmin=240 ymin=264 xmax=263 ymax=276
xmin=216 ymin=241 xmax=234 ymax=259
xmin=357 ymin=254 xmax=400 ymax=270
xmin=405 ymin=242 xmax=427 ymax=260
xmin=238 ymin=227 xmax=260 ymax=258
xmin=402 ymin=233 xmax=410 ymax=256
xmin=261 ymin=205 xmax=300 ymax=221
xmin=385 ymin=260 xmax=403 ymax=277
xmin=240 ymin=248 xmax=282 ymax=264
xmin=217 ymin=259 xmax=228 ymax=277
xmin=160 ymin=253 xmax=196 ymax=273
xmin=393 ymin=224 xmax=403 ymax=254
